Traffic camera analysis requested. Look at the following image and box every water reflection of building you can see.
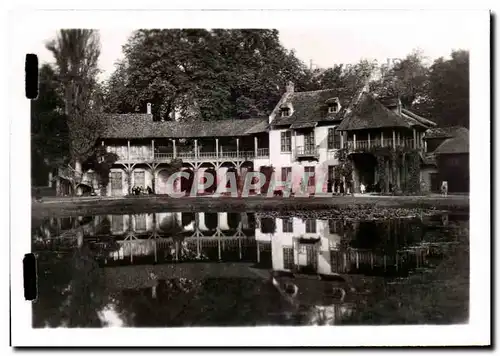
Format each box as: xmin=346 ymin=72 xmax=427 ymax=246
xmin=92 ymin=212 xmax=270 ymax=266
xmin=255 ymin=216 xmax=437 ymax=277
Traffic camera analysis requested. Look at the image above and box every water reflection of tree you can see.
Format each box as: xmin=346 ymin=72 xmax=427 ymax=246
xmin=111 ymin=278 xmax=287 ymax=327
xmin=33 ymin=240 xmax=120 ymax=327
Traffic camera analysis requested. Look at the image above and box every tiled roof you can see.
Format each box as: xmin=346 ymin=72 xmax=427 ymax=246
xmin=401 ymin=109 xmax=437 ymax=128
xmin=336 ymin=92 xmax=410 ymax=131
xmin=424 ymin=126 xmax=465 ymax=139
xmin=271 ymin=89 xmax=351 ymax=126
xmin=433 ymin=127 xmax=469 ymax=155
xmin=99 ymin=114 xmax=269 ymax=139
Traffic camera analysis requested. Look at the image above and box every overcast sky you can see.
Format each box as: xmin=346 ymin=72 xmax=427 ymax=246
xmin=34 ymin=25 xmax=472 ymax=82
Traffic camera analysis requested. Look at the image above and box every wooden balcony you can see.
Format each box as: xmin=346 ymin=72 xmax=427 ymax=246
xmin=345 ymin=139 xmax=417 ymax=152
xmin=115 ymin=149 xmax=270 ymax=163
xmin=295 ymin=146 xmax=319 ymax=160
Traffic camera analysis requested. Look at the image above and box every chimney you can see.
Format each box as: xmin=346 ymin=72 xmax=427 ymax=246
xmin=146 ymin=102 xmax=152 ymax=115
xmin=286 ymin=81 xmax=295 ymax=94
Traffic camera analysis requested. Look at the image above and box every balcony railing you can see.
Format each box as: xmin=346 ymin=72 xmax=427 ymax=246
xmin=295 ymin=146 xmax=319 ymax=159
xmin=133 ymin=150 xmax=271 ymax=162
xmin=346 ymin=139 xmax=417 ymax=151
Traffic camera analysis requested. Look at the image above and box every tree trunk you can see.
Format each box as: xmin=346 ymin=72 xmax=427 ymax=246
xmin=75 ymin=159 xmax=82 ymax=174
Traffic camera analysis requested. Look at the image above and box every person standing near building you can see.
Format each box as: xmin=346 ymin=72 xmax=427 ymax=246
xmin=441 ymin=181 xmax=448 ymax=196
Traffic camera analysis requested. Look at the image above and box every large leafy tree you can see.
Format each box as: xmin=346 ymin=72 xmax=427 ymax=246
xmin=31 ymin=64 xmax=69 ymax=186
xmin=370 ymin=50 xmax=429 ymax=109
xmin=312 ymin=59 xmax=378 ymax=97
xmin=424 ymin=50 xmax=469 ymax=128
xmin=46 ymin=29 xmax=101 ymax=171
xmin=104 ymin=29 xmax=311 ymax=121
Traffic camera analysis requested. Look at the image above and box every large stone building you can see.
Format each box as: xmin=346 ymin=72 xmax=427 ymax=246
xmin=55 ymin=83 xmax=469 ymax=196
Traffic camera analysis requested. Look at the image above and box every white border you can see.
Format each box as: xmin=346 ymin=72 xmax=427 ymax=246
xmin=8 ymin=8 xmax=490 ymax=347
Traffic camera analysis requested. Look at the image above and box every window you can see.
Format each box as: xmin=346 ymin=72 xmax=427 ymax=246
xmin=135 ymin=214 xmax=147 ymax=232
xmin=111 ymin=215 xmax=124 ymax=233
xmin=304 ymin=131 xmax=315 ymax=152
xmin=283 ymin=247 xmax=294 ymax=270
xmin=328 ymin=165 xmax=337 ymax=181
xmin=327 ymin=98 xmax=341 ymax=114
xmin=280 ymin=131 xmax=292 ymax=152
xmin=304 ymin=166 xmax=315 ymax=187
xmin=282 ymin=218 xmax=293 ymax=233
xmin=328 ymin=127 xmax=341 ymax=149
xmin=281 ymin=167 xmax=292 ymax=182
xmin=305 ymin=219 xmax=317 ymax=233
xmin=133 ymin=171 xmax=145 ymax=187
xmin=281 ymin=108 xmax=290 ymax=117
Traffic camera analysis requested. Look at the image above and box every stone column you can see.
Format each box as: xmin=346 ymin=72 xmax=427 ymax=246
xmin=340 ymin=132 xmax=344 ymax=149
xmin=127 ymin=140 xmax=131 ymax=160
xmin=353 ymin=133 xmax=357 ymax=150
xmin=194 ymin=139 xmax=198 ymax=160
xmin=236 ymin=138 xmax=240 ymax=158
xmin=413 ymin=129 xmax=417 ymax=149
xmin=216 ymin=138 xmax=219 ymax=158
xmin=367 ymin=133 xmax=371 ymax=149
xmin=381 ymin=132 xmax=384 ymax=147
xmin=254 ymin=136 xmax=258 ymax=158
xmin=392 ymin=130 xmax=396 ymax=150
xmin=173 ymin=139 xmax=177 ymax=158
xmin=151 ymin=139 xmax=155 ymax=160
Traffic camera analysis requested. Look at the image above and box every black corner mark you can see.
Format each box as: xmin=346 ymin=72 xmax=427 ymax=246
xmin=23 ymin=253 xmax=37 ymax=301
xmin=25 ymin=54 xmax=39 ymax=99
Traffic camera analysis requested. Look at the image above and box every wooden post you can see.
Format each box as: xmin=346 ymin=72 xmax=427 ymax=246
xmin=392 ymin=130 xmax=396 ymax=151
xmin=397 ymin=132 xmax=400 ymax=146
xmin=151 ymin=139 xmax=155 ymax=160
xmin=381 ymin=132 xmax=384 ymax=147
xmin=216 ymin=138 xmax=219 ymax=158
xmin=127 ymin=140 xmax=130 ymax=160
xmin=424 ymin=140 xmax=428 ymax=152
xmin=257 ymin=240 xmax=260 ymax=263
xmin=172 ymin=139 xmax=177 ymax=158
xmin=368 ymin=132 xmax=371 ymax=149
xmin=340 ymin=132 xmax=344 ymax=149
xmin=254 ymin=136 xmax=258 ymax=158
xmin=101 ymin=140 xmax=104 ymax=146
xmin=420 ymin=133 xmax=424 ymax=150
xmin=353 ymin=133 xmax=357 ymax=149
xmin=413 ymin=129 xmax=417 ymax=149
xmin=236 ymin=138 xmax=240 ymax=158
xmin=194 ymin=139 xmax=198 ymax=160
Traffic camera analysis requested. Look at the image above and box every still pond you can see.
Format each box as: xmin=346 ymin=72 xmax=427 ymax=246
xmin=31 ymin=210 xmax=469 ymax=327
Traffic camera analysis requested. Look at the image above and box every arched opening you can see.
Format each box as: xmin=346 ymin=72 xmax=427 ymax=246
xmin=204 ymin=166 xmax=217 ymax=194
xmin=180 ymin=168 xmax=194 ymax=194
xmin=227 ymin=213 xmax=241 ymax=230
xmin=156 ymin=170 xmax=170 ymax=195
xmin=205 ymin=213 xmax=218 ymax=230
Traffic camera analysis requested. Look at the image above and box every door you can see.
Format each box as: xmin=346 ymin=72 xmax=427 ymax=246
xmin=430 ymin=173 xmax=440 ymax=193
xmin=259 ymin=166 xmax=273 ymax=195
xmin=110 ymin=172 xmax=123 ymax=196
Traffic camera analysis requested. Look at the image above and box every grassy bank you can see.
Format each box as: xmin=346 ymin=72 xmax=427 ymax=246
xmin=32 ymin=195 xmax=469 ymax=219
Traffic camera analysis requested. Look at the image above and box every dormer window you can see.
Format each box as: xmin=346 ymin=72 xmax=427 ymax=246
xmin=279 ymin=102 xmax=293 ymax=117
xmin=326 ymin=97 xmax=341 ymax=114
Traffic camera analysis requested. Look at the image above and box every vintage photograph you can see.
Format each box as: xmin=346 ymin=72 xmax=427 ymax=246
xmin=23 ymin=9 xmax=484 ymax=342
